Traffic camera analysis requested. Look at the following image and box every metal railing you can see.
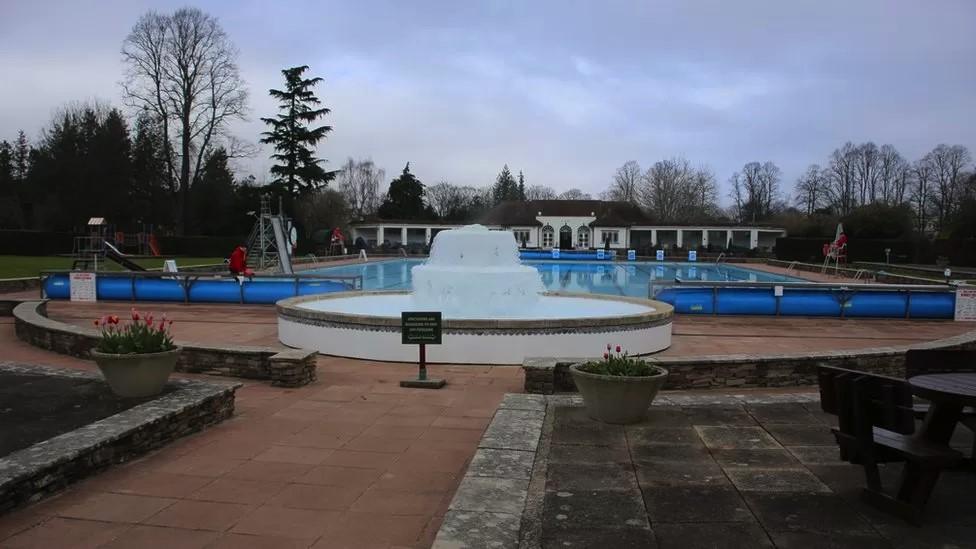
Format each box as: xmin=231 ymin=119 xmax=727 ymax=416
xmin=40 ymin=269 xmax=364 ymax=304
xmin=648 ymin=278 xmax=956 ymax=319
xmin=715 ymin=252 xmax=726 ymax=264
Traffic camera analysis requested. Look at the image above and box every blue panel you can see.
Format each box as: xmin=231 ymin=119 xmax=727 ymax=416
xmin=845 ymin=292 xmax=909 ymax=318
xmin=716 ymin=288 xmax=777 ymax=315
xmin=666 ymin=288 xmax=715 ymax=314
xmin=43 ymin=274 xmax=71 ymax=298
xmin=298 ymin=280 xmax=349 ymax=296
xmin=908 ymin=292 xmax=955 ymax=319
xmin=242 ymin=280 xmax=296 ymax=304
xmin=134 ymin=278 xmax=186 ymax=302
xmin=778 ymin=290 xmax=842 ymax=316
xmin=187 ymin=280 xmax=242 ymax=303
xmin=96 ymin=276 xmax=134 ymax=300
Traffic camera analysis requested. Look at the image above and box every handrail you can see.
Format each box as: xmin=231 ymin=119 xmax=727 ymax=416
xmin=786 ymin=261 xmax=798 ymax=274
xmin=715 ymin=252 xmax=726 ymax=264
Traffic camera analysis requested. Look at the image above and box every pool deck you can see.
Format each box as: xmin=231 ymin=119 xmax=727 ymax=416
xmin=37 ymin=300 xmax=975 ymax=358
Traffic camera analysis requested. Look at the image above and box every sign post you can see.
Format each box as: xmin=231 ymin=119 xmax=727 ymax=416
xmin=69 ymin=272 xmax=97 ymax=302
xmin=954 ymin=287 xmax=976 ymax=322
xmin=400 ymin=311 xmax=446 ymax=388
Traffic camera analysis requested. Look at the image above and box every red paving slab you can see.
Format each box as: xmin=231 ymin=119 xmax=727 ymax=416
xmin=0 ymin=321 xmax=520 ymax=549
xmin=2 ymin=293 xmax=974 ymax=548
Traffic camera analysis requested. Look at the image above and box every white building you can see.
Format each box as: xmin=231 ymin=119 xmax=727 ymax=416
xmin=350 ymin=200 xmax=785 ymax=251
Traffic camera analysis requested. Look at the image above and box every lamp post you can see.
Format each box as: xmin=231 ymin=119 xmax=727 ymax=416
xmin=944 ymin=268 xmax=952 ymax=284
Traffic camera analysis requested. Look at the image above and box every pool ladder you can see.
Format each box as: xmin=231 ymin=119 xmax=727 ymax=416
xmin=715 ymin=252 xmax=726 ymax=264
xmin=786 ymin=261 xmax=798 ymax=275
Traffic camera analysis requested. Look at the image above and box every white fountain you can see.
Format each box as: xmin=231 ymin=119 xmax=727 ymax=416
xmin=277 ymin=225 xmax=672 ymax=364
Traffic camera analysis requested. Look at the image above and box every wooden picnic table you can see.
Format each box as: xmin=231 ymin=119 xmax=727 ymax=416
xmin=909 ymin=373 xmax=976 ymax=445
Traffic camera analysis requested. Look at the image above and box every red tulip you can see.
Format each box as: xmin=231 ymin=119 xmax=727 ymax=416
xmin=93 ymin=319 xmax=100 ymax=326
xmin=603 ymin=352 xmax=609 ymax=359
xmin=131 ymin=308 xmax=139 ymax=321
xmin=616 ymin=345 xmax=621 ymax=353
xmin=606 ymin=343 xmax=611 ymax=351
xmin=109 ymin=315 xmax=119 ymax=324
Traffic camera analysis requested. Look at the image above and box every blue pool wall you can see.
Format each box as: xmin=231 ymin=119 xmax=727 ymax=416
xmin=42 ymin=274 xmax=349 ymax=305
xmin=653 ymin=287 xmax=955 ymax=319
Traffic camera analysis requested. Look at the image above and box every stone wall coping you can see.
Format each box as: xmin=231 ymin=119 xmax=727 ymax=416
xmin=277 ymin=290 xmax=674 ymax=330
xmin=270 ymin=349 xmax=318 ymax=361
xmin=0 ymin=361 xmax=239 ymax=503
xmin=13 ymin=300 xmax=282 ymax=357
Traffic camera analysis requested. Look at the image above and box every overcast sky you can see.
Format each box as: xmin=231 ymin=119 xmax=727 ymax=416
xmin=2 ymin=0 xmax=974 ymax=203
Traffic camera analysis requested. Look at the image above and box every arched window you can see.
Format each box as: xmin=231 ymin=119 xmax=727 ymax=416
xmin=542 ymin=225 xmax=554 ymax=248
xmin=577 ymin=226 xmax=590 ymax=249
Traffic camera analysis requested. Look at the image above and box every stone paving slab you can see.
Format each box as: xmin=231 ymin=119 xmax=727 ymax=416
xmin=695 ymin=425 xmax=783 ymax=450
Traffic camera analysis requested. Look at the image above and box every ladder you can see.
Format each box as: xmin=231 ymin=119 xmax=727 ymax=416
xmin=245 ymin=196 xmax=293 ymax=273
xmin=715 ymin=252 xmax=726 ymax=265
xmin=786 ymin=261 xmax=798 ymax=275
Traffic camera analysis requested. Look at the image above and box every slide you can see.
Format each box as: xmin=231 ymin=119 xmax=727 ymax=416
xmin=103 ymin=241 xmax=147 ymax=271
xmin=270 ymin=216 xmax=294 ymax=274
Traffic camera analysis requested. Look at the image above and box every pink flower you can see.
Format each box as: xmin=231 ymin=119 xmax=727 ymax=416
xmin=603 ymin=352 xmax=609 ymax=359
xmin=108 ymin=315 xmax=119 ymax=325
xmin=616 ymin=345 xmax=621 ymax=353
xmin=131 ymin=308 xmax=139 ymax=321
xmin=606 ymin=343 xmax=611 ymax=351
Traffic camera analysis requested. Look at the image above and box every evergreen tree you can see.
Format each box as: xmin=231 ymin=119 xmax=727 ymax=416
xmin=492 ymin=164 xmax=519 ymax=204
xmin=378 ymin=163 xmax=429 ymax=219
xmin=132 ymin=110 xmax=174 ymax=228
xmin=12 ymin=130 xmax=29 ymax=182
xmin=260 ymin=65 xmax=333 ymax=198
xmin=518 ymin=170 xmax=526 ymax=201
xmin=92 ymin=109 xmax=134 ymax=227
xmin=191 ymin=147 xmax=240 ymax=235
xmin=0 ymin=141 xmax=12 ymax=192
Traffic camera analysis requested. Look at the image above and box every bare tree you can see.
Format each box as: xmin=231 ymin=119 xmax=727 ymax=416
xmin=825 ymin=142 xmax=858 ymax=215
xmin=525 ymin=185 xmax=557 ymax=200
xmin=601 ymin=160 xmax=641 ymax=202
xmin=926 ymin=144 xmax=972 ymax=231
xmin=794 ymin=164 xmax=828 ymax=215
xmin=426 ymin=182 xmax=465 ymax=219
xmin=876 ymin=144 xmax=908 ymax=205
xmin=558 ymin=188 xmax=592 ymax=200
xmin=687 ymin=166 xmax=719 ymax=220
xmin=336 ymin=158 xmax=383 ymax=220
xmin=909 ymin=157 xmax=935 ymax=232
xmin=640 ymin=157 xmax=691 ymax=222
xmin=853 ymin=142 xmax=880 ymax=204
xmin=726 ymin=161 xmax=781 ymax=223
xmin=122 ymin=7 xmax=248 ymax=233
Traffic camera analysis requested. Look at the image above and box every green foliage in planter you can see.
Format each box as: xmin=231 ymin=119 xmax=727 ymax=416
xmin=94 ymin=309 xmax=176 ymax=354
xmin=579 ymin=345 xmax=658 ymax=377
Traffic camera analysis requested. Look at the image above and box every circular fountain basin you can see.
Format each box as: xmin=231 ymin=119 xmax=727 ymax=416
xmin=277 ymin=291 xmax=673 ymax=364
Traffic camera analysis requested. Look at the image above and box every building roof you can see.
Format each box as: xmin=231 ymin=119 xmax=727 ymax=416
xmin=477 ymin=200 xmax=653 ymax=227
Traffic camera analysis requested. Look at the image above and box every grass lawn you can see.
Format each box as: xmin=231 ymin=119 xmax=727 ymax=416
xmin=0 ymin=256 xmax=225 ymax=279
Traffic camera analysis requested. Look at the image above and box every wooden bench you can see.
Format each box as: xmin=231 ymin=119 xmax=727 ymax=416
xmin=818 ymin=365 xmax=963 ymax=524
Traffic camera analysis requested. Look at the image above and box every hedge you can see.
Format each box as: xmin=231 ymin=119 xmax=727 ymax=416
xmin=0 ymin=230 xmax=244 ymax=258
xmin=775 ymin=237 xmax=976 ymax=266
xmin=0 ymin=230 xmax=74 ymax=256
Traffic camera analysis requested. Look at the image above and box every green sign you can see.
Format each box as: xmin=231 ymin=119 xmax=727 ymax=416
xmin=401 ymin=311 xmax=442 ymax=345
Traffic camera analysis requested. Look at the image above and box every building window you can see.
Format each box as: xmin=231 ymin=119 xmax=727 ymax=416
xmin=512 ymin=230 xmax=531 ymax=247
xmin=602 ymin=230 xmax=619 ymax=244
xmin=577 ymin=226 xmax=590 ymax=249
xmin=542 ymin=226 xmax=554 ymax=248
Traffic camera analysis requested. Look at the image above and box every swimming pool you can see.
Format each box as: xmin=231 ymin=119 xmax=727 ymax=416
xmin=304 ymin=259 xmax=800 ymax=299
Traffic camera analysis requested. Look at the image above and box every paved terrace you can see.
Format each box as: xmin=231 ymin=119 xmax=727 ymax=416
xmin=525 ymin=397 xmax=975 ymax=548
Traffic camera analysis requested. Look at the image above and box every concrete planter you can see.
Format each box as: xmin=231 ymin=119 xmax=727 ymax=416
xmin=91 ymin=348 xmax=180 ymax=398
xmin=569 ymin=363 xmax=669 ymax=424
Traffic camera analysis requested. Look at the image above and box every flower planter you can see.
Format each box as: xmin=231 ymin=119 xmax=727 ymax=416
xmin=569 ymin=363 xmax=669 ymax=424
xmin=91 ymin=347 xmax=180 ymax=398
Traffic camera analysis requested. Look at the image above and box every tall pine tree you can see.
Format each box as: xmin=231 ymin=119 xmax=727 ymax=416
xmin=261 ymin=65 xmax=333 ymax=198
xmin=492 ymin=165 xmax=519 ymax=204
xmin=13 ymin=131 xmax=29 ymax=182
xmin=378 ymin=163 xmax=429 ymax=220
xmin=518 ymin=170 xmax=526 ymax=201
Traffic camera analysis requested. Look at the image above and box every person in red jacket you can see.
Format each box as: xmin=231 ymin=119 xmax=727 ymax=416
xmin=228 ymin=244 xmax=250 ymax=276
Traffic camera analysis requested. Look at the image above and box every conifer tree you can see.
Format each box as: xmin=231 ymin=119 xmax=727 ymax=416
xmin=492 ymin=164 xmax=519 ymax=204
xmin=12 ymin=131 xmax=29 ymax=182
xmin=518 ymin=170 xmax=526 ymax=200
xmin=261 ymin=65 xmax=333 ymax=197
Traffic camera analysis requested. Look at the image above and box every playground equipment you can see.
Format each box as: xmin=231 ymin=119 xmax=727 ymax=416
xmin=244 ymin=196 xmax=295 ymax=274
xmin=71 ymin=218 xmax=159 ymax=271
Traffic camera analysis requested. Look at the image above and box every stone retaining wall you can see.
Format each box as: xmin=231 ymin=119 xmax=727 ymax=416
xmin=12 ymin=301 xmax=317 ymax=386
xmin=0 ymin=362 xmax=238 ymax=514
xmin=0 ymin=277 xmax=40 ymax=295
xmin=522 ymin=329 xmax=976 ymax=394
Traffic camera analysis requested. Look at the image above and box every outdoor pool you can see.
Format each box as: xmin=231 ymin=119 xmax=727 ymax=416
xmin=304 ymin=259 xmax=800 ymax=298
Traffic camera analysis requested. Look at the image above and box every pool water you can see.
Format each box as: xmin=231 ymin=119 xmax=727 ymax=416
xmin=305 ymin=259 xmax=801 ymax=299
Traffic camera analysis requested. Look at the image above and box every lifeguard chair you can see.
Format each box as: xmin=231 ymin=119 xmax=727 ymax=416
xmin=822 ymin=241 xmax=847 ymax=274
